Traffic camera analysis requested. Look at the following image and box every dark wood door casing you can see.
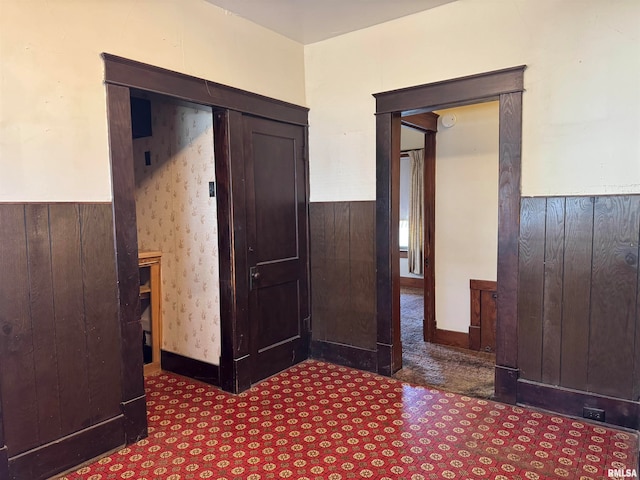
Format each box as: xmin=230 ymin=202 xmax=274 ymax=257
xmin=104 ymin=55 xmax=309 ymax=404
xmin=374 ymin=66 xmax=525 ymax=405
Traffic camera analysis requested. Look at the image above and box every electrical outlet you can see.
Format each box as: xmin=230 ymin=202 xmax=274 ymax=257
xmin=583 ymin=406 xmax=605 ymax=422
xmin=209 ymin=181 xmax=216 ymax=197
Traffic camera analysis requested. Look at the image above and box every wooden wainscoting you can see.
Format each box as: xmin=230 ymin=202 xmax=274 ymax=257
xmin=0 ymin=203 xmax=126 ymax=480
xmin=518 ymin=195 xmax=640 ymax=429
xmin=309 ymin=201 xmax=377 ymax=371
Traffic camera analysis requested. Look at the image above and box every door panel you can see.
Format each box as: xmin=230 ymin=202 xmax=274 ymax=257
xmin=243 ymin=115 xmax=309 ymax=383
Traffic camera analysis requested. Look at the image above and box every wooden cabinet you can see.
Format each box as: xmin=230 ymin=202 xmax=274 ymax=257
xmin=139 ymin=251 xmax=162 ymax=375
xmin=469 ymin=279 xmax=497 ymax=353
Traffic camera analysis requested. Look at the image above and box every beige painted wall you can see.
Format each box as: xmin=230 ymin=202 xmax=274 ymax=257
xmin=305 ymin=0 xmax=640 ymax=201
xmin=0 ymin=0 xmax=305 ymax=202
xmin=134 ymin=96 xmax=221 ymax=365
xmin=435 ymin=103 xmax=499 ymax=333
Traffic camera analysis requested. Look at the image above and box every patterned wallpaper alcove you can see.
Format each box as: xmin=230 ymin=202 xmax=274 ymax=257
xmin=133 ymin=95 xmax=221 ymax=365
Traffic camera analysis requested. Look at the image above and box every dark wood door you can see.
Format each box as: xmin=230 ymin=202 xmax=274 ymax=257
xmin=243 ymin=115 xmax=309 ymax=382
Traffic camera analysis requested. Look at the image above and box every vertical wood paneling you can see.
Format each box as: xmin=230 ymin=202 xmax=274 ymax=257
xmin=560 ymin=197 xmax=594 ymax=390
xmin=25 ymin=205 xmax=62 ymax=445
xmin=588 ymin=196 xmax=639 ymax=399
xmin=0 ymin=205 xmax=40 ymax=456
xmin=80 ymin=205 xmax=122 ymax=424
xmin=517 ymin=197 xmax=546 ymax=382
xmin=309 ymin=203 xmax=327 ymax=342
xmin=333 ymin=203 xmax=351 ymax=344
xmin=310 ymin=201 xmax=376 ymax=352
xmin=349 ymin=202 xmax=376 ymax=350
xmin=49 ymin=204 xmax=92 ymax=434
xmin=541 ymin=197 xmax=565 ymax=385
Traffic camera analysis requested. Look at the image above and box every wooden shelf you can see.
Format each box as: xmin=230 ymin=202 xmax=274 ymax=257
xmin=139 ymin=251 xmax=162 ymax=376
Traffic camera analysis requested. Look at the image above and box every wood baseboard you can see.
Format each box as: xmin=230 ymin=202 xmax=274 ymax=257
xmin=311 ymin=340 xmax=377 ymax=373
xmin=8 ymin=415 xmax=124 ymax=480
xmin=517 ymin=379 xmax=640 ymax=430
xmin=399 ymin=276 xmax=423 ymax=288
xmin=434 ymin=328 xmax=469 ymax=349
xmin=121 ymin=394 xmax=148 ymax=444
xmin=494 ymin=365 xmax=518 ymax=404
xmin=160 ymin=350 xmax=220 ymax=386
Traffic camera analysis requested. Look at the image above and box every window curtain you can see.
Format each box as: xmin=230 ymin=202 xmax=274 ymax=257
xmin=408 ymin=149 xmax=424 ymax=275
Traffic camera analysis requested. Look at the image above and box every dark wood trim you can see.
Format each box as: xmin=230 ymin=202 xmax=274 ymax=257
xmin=375 ymin=112 xmax=395 ymax=377
xmin=434 ymin=329 xmax=469 ymax=349
xmin=470 ymin=279 xmax=497 ymax=291
xmin=423 ymin=131 xmax=436 ymax=343
xmin=120 ymin=395 xmax=147 ymax=444
xmin=401 ymin=112 xmax=438 ymax=132
xmin=161 ymin=351 xmax=220 ymax=386
xmin=105 ymin=84 xmax=147 ymax=440
xmin=495 ymin=365 xmax=518 ymax=404
xmin=517 ymin=379 xmax=640 ymax=430
xmin=311 ymin=341 xmax=377 ymax=373
xmin=399 ymin=250 xmax=408 ymax=258
xmin=0 ymin=447 xmax=8 ymax=480
xmin=375 ymin=66 xmax=525 ymax=403
xmin=8 ymin=416 xmax=124 ymax=480
xmin=103 ymin=53 xmax=308 ymax=126
xmin=400 ymin=276 xmax=423 ymax=288
xmin=374 ymin=66 xmax=525 ymax=115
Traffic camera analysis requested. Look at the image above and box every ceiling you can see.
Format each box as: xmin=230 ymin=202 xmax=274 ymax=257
xmin=204 ymin=0 xmax=457 ymax=45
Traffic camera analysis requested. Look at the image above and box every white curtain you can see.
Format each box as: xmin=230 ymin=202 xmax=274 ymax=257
xmin=408 ymin=149 xmax=424 ymax=275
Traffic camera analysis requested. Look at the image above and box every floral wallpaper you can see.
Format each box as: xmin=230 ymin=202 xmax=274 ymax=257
xmin=133 ymin=96 xmax=221 ymax=365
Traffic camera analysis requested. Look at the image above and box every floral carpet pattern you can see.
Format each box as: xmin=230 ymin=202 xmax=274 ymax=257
xmin=60 ymin=360 xmax=638 ymax=480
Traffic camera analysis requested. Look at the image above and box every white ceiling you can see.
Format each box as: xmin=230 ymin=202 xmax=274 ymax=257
xmin=205 ymin=0 xmax=457 ymax=45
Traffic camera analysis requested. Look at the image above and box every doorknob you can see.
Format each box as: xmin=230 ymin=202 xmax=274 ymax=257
xmin=250 ymin=266 xmax=260 ymax=290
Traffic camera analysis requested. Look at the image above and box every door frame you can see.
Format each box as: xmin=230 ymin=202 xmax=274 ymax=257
xmin=103 ymin=54 xmax=309 ymax=438
xmin=374 ymin=66 xmax=525 ymax=403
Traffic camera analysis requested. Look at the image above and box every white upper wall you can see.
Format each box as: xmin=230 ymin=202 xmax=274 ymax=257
xmin=0 ymin=0 xmax=306 ymax=202
xmin=305 ymin=0 xmax=640 ymax=201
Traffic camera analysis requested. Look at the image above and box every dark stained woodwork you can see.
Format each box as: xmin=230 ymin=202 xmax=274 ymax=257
xmin=517 ymin=194 xmax=640 ymax=424
xmin=494 ymin=365 xmax=518 ymax=405
xmin=375 ymin=67 xmax=525 ymax=400
xmin=401 ymin=112 xmax=439 ymax=132
xmin=376 ymin=112 xmax=394 ymax=377
xmin=310 ymin=340 xmax=377 ymax=373
xmin=243 ymin=115 xmax=309 ymax=383
xmin=588 ymin=196 xmax=639 ymax=399
xmin=517 ymin=197 xmax=546 ymax=382
xmin=518 ymin=379 xmax=639 ymax=431
xmin=103 ymin=53 xmax=308 ymax=127
xmin=374 ymin=66 xmax=525 ymax=115
xmin=161 ymin=350 xmax=220 ymax=386
xmin=560 ymin=197 xmax=594 ymax=391
xmin=495 ymin=91 xmax=522 ymax=373
xmin=49 ymin=204 xmax=91 ymax=436
xmin=309 ymin=201 xmax=377 ymax=356
xmin=434 ymin=329 xmax=469 ymax=349
xmin=467 ymin=280 xmax=498 ymax=353
xmin=0 ymin=203 xmax=125 ymax=478
xmin=423 ymin=131 xmax=436 ymax=343
xmin=214 ymin=109 xmax=251 ymax=393
xmin=391 ymin=114 xmax=402 ymax=372
xmin=80 ymin=204 xmax=122 ymax=424
xmin=105 ymin=83 xmax=147 ymax=442
xmin=0 ymin=205 xmax=39 ymax=456
xmin=541 ymin=197 xmax=565 ymax=385
xmin=399 ymin=277 xmax=423 ymax=288
xmin=24 ymin=205 xmax=61 ymax=445
xmin=469 ymin=279 xmax=497 ymax=352
xmin=8 ymin=415 xmax=124 ymax=480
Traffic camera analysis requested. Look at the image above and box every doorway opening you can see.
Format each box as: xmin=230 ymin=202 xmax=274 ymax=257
xmin=393 ymin=104 xmax=500 ymax=398
xmin=374 ymin=66 xmax=525 ymax=404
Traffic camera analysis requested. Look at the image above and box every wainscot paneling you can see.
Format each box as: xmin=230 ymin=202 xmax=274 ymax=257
xmin=0 ymin=203 xmax=126 ymax=479
xmin=309 ymin=202 xmax=376 ymax=369
xmin=517 ymin=195 xmax=640 ymax=429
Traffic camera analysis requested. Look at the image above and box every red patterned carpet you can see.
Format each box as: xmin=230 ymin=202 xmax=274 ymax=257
xmin=60 ymin=360 xmax=638 ymax=480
